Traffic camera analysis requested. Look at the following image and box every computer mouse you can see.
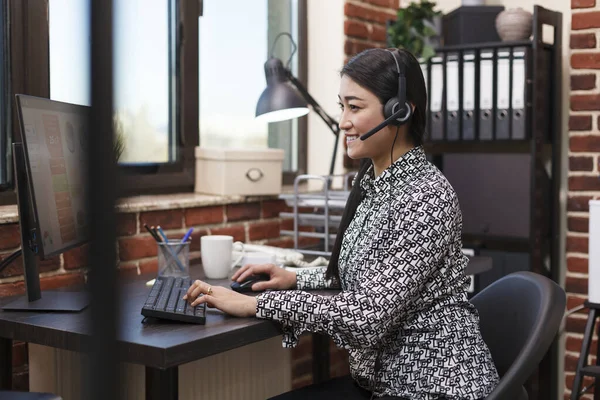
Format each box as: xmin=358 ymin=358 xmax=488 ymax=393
xmin=230 ymin=273 xmax=270 ymax=293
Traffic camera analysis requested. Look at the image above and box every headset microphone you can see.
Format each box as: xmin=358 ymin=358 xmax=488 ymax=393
xmin=359 ymin=106 xmax=410 ymax=141
xmin=360 ymin=49 xmax=412 ymax=141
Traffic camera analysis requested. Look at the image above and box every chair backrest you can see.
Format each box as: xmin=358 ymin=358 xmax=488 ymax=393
xmin=470 ymin=271 xmax=565 ymax=399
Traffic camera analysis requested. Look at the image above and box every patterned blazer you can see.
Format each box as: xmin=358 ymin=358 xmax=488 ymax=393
xmin=256 ymin=146 xmax=499 ymax=399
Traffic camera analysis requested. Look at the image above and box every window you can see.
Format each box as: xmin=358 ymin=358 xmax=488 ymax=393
xmin=198 ymin=0 xmax=306 ymax=177
xmin=43 ymin=0 xmax=198 ymax=195
xmin=49 ymin=0 xmax=176 ymax=164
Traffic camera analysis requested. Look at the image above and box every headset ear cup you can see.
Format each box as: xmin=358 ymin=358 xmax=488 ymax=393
xmin=384 ymin=98 xmax=412 ymax=126
xmin=384 ymin=97 xmax=401 ymax=126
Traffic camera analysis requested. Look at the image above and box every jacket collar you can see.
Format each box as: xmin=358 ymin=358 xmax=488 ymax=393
xmin=360 ymin=146 xmax=428 ymax=196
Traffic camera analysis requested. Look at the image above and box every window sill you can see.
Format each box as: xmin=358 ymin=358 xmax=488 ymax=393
xmin=0 ymin=191 xmax=292 ymax=225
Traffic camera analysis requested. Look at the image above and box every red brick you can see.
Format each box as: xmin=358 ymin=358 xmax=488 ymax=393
xmin=571 ymin=94 xmax=600 ymax=111
xmin=0 ymin=224 xmax=21 ymax=251
xmin=189 ymin=229 xmax=209 ymax=251
xmin=210 ymin=226 xmax=245 ymax=243
xmin=345 ymin=20 xmax=369 ymax=39
xmin=566 ymin=276 xmax=588 ymax=295
xmin=63 ymin=243 xmax=89 ymax=270
xmin=370 ymin=24 xmax=387 ymax=42
xmin=565 ymin=335 xmax=584 ymax=353
xmin=572 ymin=53 xmax=600 ymax=69
xmin=565 ymin=373 xmax=595 ymax=391
xmin=185 ymin=206 xmax=223 ymax=226
xmin=570 ymin=156 xmax=594 ymax=171
xmin=571 ymin=75 xmax=596 ymax=91
xmin=292 ymin=375 xmax=312 ymax=390
xmin=567 ymin=235 xmax=589 ymax=253
xmin=226 ymin=203 xmax=260 ymax=222
xmin=345 ymin=39 xmax=382 ymax=56
xmin=565 ymin=353 xmax=582 ymax=374
xmin=569 ymin=176 xmax=600 ymax=191
xmin=364 ymin=0 xmax=399 ymax=8
xmin=568 ymin=256 xmax=589 ymax=274
xmin=118 ymin=235 xmax=157 ymax=261
xmin=117 ymin=261 xmax=139 ymax=279
xmin=572 ymin=0 xmax=596 ymax=8
xmin=12 ymin=370 xmax=28 ymax=391
xmin=571 ymin=33 xmax=597 ymax=49
xmin=116 ymin=213 xmax=137 ymax=236
xmin=567 ymin=295 xmax=588 ymax=314
xmin=261 ymin=200 xmax=288 ymax=219
xmin=568 ymin=196 xmax=594 ymax=212
xmin=139 ymin=259 xmax=158 ymax=275
xmin=570 ymin=135 xmax=600 ymax=152
xmin=567 ymin=315 xmax=589 ymax=334
xmin=0 ymin=253 xmax=61 ymax=278
xmin=344 ymin=3 xmax=396 ymax=24
xmin=569 ymin=115 xmax=593 ymax=130
xmin=12 ymin=342 xmax=27 ymax=368
xmin=248 ymin=220 xmax=281 ymax=241
xmin=140 ymin=210 xmax=183 ymax=231
xmin=569 ymin=216 xmax=590 ymax=232
xmin=573 ymin=11 xmax=600 ymax=30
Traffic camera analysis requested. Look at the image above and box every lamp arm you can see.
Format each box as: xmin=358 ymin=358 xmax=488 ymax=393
xmin=286 ymin=71 xmax=340 ymax=137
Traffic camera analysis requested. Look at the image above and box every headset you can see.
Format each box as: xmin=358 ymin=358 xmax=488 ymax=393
xmin=359 ymin=49 xmax=412 ymax=141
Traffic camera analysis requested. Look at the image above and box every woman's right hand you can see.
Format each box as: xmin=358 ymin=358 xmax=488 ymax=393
xmin=231 ymin=263 xmax=297 ymax=291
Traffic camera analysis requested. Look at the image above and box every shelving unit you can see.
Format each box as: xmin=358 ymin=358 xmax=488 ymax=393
xmin=278 ymin=173 xmax=355 ymax=257
xmin=420 ymin=6 xmax=562 ymax=400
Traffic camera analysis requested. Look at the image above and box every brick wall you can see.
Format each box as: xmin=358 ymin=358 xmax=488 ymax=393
xmin=343 ymin=0 xmax=400 ymax=169
xmin=0 ymin=198 xmax=341 ymax=391
xmin=565 ymin=0 xmax=600 ymax=398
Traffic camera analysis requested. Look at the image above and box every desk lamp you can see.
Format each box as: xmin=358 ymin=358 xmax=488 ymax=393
xmin=255 ymin=33 xmax=341 ymax=177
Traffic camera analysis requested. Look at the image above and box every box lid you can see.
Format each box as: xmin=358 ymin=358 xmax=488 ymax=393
xmin=195 ymin=147 xmax=285 ymax=161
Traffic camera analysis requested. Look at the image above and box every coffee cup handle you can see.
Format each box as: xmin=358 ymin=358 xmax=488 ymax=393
xmin=231 ymin=242 xmax=245 ymax=269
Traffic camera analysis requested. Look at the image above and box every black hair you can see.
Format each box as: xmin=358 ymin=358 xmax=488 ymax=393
xmin=325 ymin=47 xmax=427 ymax=283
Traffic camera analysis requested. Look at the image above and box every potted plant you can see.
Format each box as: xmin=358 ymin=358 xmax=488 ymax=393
xmin=387 ymin=0 xmax=442 ymax=61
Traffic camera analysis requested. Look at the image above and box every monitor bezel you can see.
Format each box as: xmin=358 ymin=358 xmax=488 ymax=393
xmin=15 ymin=94 xmax=90 ymax=259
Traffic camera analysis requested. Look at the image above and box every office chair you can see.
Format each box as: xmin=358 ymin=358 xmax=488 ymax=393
xmin=471 ymin=271 xmax=565 ymax=400
xmin=0 ymin=391 xmax=62 ymax=400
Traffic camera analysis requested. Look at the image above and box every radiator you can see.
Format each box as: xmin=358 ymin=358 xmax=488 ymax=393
xmin=29 ymin=336 xmax=291 ymax=400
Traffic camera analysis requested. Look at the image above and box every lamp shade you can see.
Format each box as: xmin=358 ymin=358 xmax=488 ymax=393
xmin=255 ymin=58 xmax=309 ymax=123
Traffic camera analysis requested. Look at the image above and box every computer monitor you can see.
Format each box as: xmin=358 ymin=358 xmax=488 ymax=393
xmin=1 ymin=94 xmax=90 ymax=312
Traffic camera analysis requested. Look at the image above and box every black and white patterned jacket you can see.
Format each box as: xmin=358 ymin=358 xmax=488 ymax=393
xmin=256 ymin=146 xmax=499 ymax=399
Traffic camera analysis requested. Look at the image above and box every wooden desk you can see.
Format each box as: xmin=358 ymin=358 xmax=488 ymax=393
xmin=0 ymin=273 xmax=303 ymax=400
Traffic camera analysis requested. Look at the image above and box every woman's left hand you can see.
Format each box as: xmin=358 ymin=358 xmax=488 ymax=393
xmin=182 ymin=280 xmax=258 ymax=318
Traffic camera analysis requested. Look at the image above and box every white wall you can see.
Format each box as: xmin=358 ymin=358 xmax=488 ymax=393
xmin=306 ymin=0 xmax=346 ymax=178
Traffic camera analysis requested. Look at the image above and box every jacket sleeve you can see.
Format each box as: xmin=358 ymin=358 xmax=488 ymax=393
xmin=295 ymin=267 xmax=339 ymax=290
xmin=256 ymin=192 xmax=455 ymax=349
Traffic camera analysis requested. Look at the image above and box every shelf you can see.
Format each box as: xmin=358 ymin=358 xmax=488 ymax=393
xmin=280 ymin=212 xmax=342 ymax=227
xmin=280 ymin=230 xmax=338 ymax=242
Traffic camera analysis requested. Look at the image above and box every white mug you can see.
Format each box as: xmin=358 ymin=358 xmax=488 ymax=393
xmin=201 ymin=235 xmax=244 ymax=279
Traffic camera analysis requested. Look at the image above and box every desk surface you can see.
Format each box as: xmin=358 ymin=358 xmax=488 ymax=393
xmin=0 ymin=272 xmax=288 ymax=369
xmin=0 ymin=257 xmax=491 ymax=370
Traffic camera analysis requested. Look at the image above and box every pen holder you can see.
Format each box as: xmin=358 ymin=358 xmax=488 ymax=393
xmin=157 ymin=240 xmax=190 ymax=278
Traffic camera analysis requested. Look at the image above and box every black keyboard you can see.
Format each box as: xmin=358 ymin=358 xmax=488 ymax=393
xmin=141 ymin=276 xmax=206 ymax=324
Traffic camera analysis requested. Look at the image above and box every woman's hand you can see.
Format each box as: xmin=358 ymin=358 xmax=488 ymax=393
xmin=183 ymin=280 xmax=257 ymax=317
xmin=231 ymin=263 xmax=297 ymax=291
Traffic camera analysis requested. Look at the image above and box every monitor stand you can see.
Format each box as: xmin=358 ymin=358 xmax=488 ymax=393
xmin=1 ymin=143 xmax=89 ymax=312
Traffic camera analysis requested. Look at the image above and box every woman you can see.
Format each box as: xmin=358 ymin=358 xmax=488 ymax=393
xmin=184 ymin=48 xmax=499 ymax=399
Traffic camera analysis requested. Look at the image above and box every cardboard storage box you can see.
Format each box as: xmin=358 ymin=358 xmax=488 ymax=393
xmin=194 ymin=147 xmax=285 ymax=196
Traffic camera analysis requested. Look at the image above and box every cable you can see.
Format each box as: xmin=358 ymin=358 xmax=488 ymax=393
xmin=269 ymin=32 xmax=297 ymax=69
xmin=0 ymin=248 xmax=22 ymax=274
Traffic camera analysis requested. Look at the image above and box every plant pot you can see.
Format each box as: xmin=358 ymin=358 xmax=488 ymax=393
xmin=495 ymin=8 xmax=533 ymax=41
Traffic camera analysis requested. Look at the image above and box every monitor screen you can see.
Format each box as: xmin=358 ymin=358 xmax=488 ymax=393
xmin=16 ymin=95 xmax=89 ymax=258
xmin=439 ymin=153 xmax=531 ymax=239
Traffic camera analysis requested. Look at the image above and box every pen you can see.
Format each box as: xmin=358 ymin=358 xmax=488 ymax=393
xmin=144 ymin=224 xmax=162 ymax=243
xmin=181 ymin=227 xmax=194 ymax=243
